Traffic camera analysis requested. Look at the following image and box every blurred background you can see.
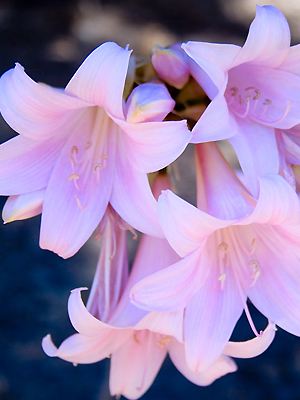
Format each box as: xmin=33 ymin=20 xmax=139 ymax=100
xmin=1 ymin=0 xmax=300 ymax=399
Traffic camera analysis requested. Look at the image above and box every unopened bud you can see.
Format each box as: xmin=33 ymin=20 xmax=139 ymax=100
xmin=152 ymin=44 xmax=189 ymax=89
xmin=125 ymin=82 xmax=175 ymax=123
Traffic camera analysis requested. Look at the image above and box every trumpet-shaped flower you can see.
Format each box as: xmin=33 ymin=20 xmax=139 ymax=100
xmin=0 ymin=42 xmax=191 ymax=258
xmin=42 ymin=175 xmax=274 ymax=399
xmin=183 ymin=5 xmax=300 ymax=192
xmin=131 ymin=143 xmax=296 ymax=372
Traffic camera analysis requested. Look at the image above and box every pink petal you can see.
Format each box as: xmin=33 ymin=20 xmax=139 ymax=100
xmin=182 ymin=41 xmax=240 ymax=95
xmin=42 ymin=332 xmax=121 ymax=364
xmin=0 ymin=63 xmax=88 ymax=140
xmin=224 ymin=321 xmax=276 ymax=358
xmin=233 ymin=5 xmax=290 ymax=67
xmin=280 ymin=44 xmax=300 ymax=74
xmin=158 ymin=190 xmax=230 ymax=257
xmin=86 ymin=209 xmax=129 ymax=321
xmin=2 ymin=189 xmax=44 ymax=223
xmin=66 ymin=42 xmax=132 ymax=118
xmin=67 ymin=288 xmax=118 ymax=335
xmin=110 ymin=142 xmax=163 ymax=238
xmin=131 ymin=249 xmax=204 ymax=312
xmin=184 ymin=265 xmax=244 ymax=371
xmin=169 ymin=340 xmax=237 ymax=386
xmin=109 ymin=331 xmax=166 ymax=400
xmin=190 ymin=94 xmax=240 ymax=143
xmin=40 ymin=109 xmax=115 ymax=258
xmin=0 ymin=135 xmax=62 ymax=195
xmin=243 ymin=174 xmax=300 ymax=226
xmin=195 ymin=143 xmax=254 ymax=219
xmin=136 ymin=310 xmax=184 ymax=343
xmin=248 ymin=227 xmax=300 ymax=336
xmin=229 ymin=120 xmax=279 ymax=196
xmin=114 ymin=117 xmax=191 ymax=173
xmin=125 ymin=82 xmax=175 ymax=123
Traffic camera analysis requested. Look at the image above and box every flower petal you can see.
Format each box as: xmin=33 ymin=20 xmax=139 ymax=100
xmin=229 ymin=120 xmax=279 ymax=196
xmin=234 ymin=5 xmax=290 ymax=67
xmin=190 ymin=94 xmax=240 ymax=143
xmin=169 ymin=340 xmax=237 ymax=386
xmin=109 ymin=331 xmax=166 ymax=400
xmin=184 ymin=265 xmax=244 ymax=371
xmin=125 ymin=82 xmax=175 ymax=123
xmin=66 ymin=42 xmax=131 ymax=118
xmin=136 ymin=310 xmax=184 ymax=343
xmin=0 ymin=63 xmax=88 ymax=140
xmin=68 ymin=288 xmax=113 ymax=335
xmin=2 ymin=189 xmax=44 ymax=223
xmin=40 ymin=109 xmax=115 ymax=258
xmin=111 ymin=144 xmax=163 ymax=238
xmin=158 ymin=190 xmax=230 ymax=257
xmin=248 ymin=227 xmax=300 ymax=336
xmin=131 ymin=249 xmax=204 ymax=312
xmin=224 ymin=321 xmax=276 ymax=358
xmin=280 ymin=44 xmax=300 ymax=74
xmin=114 ymin=117 xmax=191 ymax=173
xmin=182 ymin=41 xmax=240 ymax=95
xmin=0 ymin=135 xmax=62 ymax=195
xmin=243 ymin=174 xmax=300 ymax=226
xmin=42 ymin=332 xmax=121 ymax=364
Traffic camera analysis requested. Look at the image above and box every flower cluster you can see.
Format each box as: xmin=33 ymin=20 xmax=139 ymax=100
xmin=2 ymin=5 xmax=300 ymax=399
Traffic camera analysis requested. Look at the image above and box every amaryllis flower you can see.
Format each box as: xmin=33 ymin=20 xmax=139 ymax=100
xmin=182 ymin=5 xmax=300 ymax=193
xmin=131 ymin=143 xmax=297 ymax=372
xmin=0 ymin=42 xmax=191 ymax=258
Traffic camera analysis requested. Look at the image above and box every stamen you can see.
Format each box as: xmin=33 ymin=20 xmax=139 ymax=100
xmin=157 ymin=335 xmax=171 ymax=348
xmin=133 ymin=332 xmax=141 ymax=344
xmin=234 ymin=97 xmax=250 ymax=118
xmin=68 ymin=173 xmax=80 ymax=190
xmin=218 ymin=272 xmax=226 ymax=289
xmin=244 ymin=301 xmax=260 ymax=337
xmin=245 ymin=87 xmax=260 ymax=100
xmin=70 ymin=145 xmax=79 ymax=167
xmin=249 ymin=259 xmax=261 ymax=286
xmin=74 ymin=195 xmax=85 ymax=210
xmin=217 ymin=241 xmax=229 ymax=289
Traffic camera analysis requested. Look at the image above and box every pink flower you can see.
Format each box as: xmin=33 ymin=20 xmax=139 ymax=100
xmin=42 ymin=175 xmax=245 ymax=399
xmin=152 ymin=44 xmax=190 ymax=89
xmin=131 ymin=142 xmax=296 ymax=372
xmin=0 ymin=42 xmax=191 ymax=258
xmin=182 ymin=5 xmax=300 ymax=193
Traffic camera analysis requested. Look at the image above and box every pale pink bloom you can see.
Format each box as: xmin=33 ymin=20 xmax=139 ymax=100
xmin=0 ymin=42 xmax=191 ymax=258
xmin=42 ymin=175 xmax=243 ymax=399
xmin=43 ymin=175 xmax=276 ymax=398
xmin=152 ymin=44 xmax=190 ymax=89
xmin=182 ymin=5 xmax=300 ymax=193
xmin=131 ymin=142 xmax=297 ymax=372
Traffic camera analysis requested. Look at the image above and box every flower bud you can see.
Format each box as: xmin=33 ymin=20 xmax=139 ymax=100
xmin=2 ymin=189 xmax=44 ymax=223
xmin=152 ymin=44 xmax=190 ymax=89
xmin=125 ymin=82 xmax=175 ymax=123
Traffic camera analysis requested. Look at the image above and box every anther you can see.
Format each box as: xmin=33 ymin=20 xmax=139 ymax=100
xmin=157 ymin=336 xmax=171 ymax=348
xmin=68 ymin=173 xmax=80 ymax=190
xmin=218 ymin=272 xmax=226 ymax=289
